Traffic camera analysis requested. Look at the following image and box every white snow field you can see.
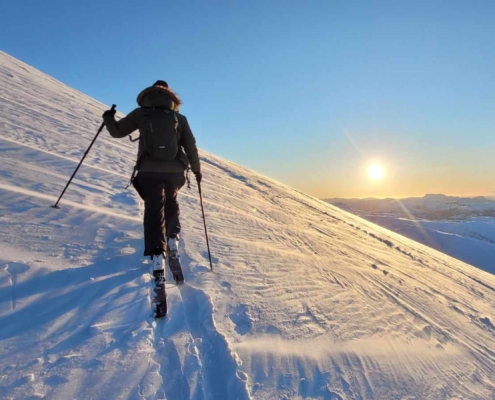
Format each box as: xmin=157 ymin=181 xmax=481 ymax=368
xmin=1 ymin=50 xmax=495 ymax=400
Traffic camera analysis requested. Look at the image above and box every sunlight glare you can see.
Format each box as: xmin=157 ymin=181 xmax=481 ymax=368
xmin=368 ymin=164 xmax=385 ymax=181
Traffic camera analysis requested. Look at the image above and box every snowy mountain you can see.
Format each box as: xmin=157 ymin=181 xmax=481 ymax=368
xmin=325 ymin=196 xmax=495 ymax=275
xmin=1 ymin=50 xmax=495 ymax=400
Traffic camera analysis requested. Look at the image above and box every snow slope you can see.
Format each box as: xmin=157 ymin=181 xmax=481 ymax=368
xmin=1 ymin=50 xmax=495 ymax=399
xmin=325 ymin=197 xmax=495 ymax=275
xmin=359 ymin=215 xmax=495 ymax=275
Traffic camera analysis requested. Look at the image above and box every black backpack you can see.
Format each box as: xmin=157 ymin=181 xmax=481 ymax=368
xmin=140 ymin=107 xmax=180 ymax=162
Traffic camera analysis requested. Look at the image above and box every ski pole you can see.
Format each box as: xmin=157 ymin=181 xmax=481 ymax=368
xmin=52 ymin=104 xmax=116 ymax=209
xmin=198 ymin=181 xmax=213 ymax=271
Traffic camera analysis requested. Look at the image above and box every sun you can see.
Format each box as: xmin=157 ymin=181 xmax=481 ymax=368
xmin=368 ymin=164 xmax=385 ymax=181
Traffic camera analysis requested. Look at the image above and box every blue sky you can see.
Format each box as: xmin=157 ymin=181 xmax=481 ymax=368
xmin=1 ymin=1 xmax=495 ymax=198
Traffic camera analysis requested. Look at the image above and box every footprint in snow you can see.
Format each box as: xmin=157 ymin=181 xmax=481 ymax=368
xmin=229 ymin=304 xmax=253 ymax=335
xmin=190 ymin=263 xmax=210 ymax=274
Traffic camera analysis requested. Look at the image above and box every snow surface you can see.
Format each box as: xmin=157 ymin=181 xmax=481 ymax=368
xmin=1 ymin=50 xmax=495 ymax=399
xmin=325 ymin=197 xmax=495 ymax=275
xmin=358 ymin=216 xmax=495 ymax=276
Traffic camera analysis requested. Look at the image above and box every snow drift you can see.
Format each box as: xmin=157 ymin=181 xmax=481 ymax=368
xmin=1 ymin=50 xmax=495 ymax=400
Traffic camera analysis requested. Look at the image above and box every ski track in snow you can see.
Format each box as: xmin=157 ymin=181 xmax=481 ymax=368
xmin=1 ymin=50 xmax=495 ymax=399
xmin=141 ymin=243 xmax=251 ymax=400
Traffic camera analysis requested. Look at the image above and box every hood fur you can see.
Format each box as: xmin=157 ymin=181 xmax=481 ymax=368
xmin=136 ymin=86 xmax=182 ymax=111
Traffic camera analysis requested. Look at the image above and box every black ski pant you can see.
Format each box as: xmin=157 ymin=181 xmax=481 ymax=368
xmin=133 ymin=171 xmax=186 ymax=256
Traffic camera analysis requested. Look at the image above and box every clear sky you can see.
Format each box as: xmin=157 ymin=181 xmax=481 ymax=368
xmin=1 ymin=1 xmax=495 ymax=199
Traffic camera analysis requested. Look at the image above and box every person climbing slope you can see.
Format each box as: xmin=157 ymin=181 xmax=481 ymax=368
xmin=102 ymin=80 xmax=201 ymax=317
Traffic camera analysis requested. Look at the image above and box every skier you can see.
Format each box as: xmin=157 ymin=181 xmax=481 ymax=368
xmin=102 ymin=80 xmax=201 ymax=304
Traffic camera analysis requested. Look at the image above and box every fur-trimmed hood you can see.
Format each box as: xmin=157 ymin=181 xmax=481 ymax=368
xmin=136 ymin=86 xmax=182 ymax=112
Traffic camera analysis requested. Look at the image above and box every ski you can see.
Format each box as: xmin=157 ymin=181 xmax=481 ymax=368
xmin=167 ymin=250 xmax=184 ymax=284
xmin=148 ymin=243 xmax=184 ymax=319
xmin=167 ymin=237 xmax=184 ymax=284
xmin=152 ymin=268 xmax=167 ymax=318
xmin=150 ymin=253 xmax=167 ymax=319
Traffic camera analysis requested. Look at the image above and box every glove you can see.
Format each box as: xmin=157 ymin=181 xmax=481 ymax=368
xmin=194 ymin=171 xmax=202 ymax=184
xmin=102 ymin=108 xmax=116 ymax=119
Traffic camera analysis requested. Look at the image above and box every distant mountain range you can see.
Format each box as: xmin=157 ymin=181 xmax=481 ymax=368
xmin=324 ymin=194 xmax=495 ymax=274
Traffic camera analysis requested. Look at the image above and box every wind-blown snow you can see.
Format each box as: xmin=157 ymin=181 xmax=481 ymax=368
xmin=1 ymin=50 xmax=495 ymax=399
